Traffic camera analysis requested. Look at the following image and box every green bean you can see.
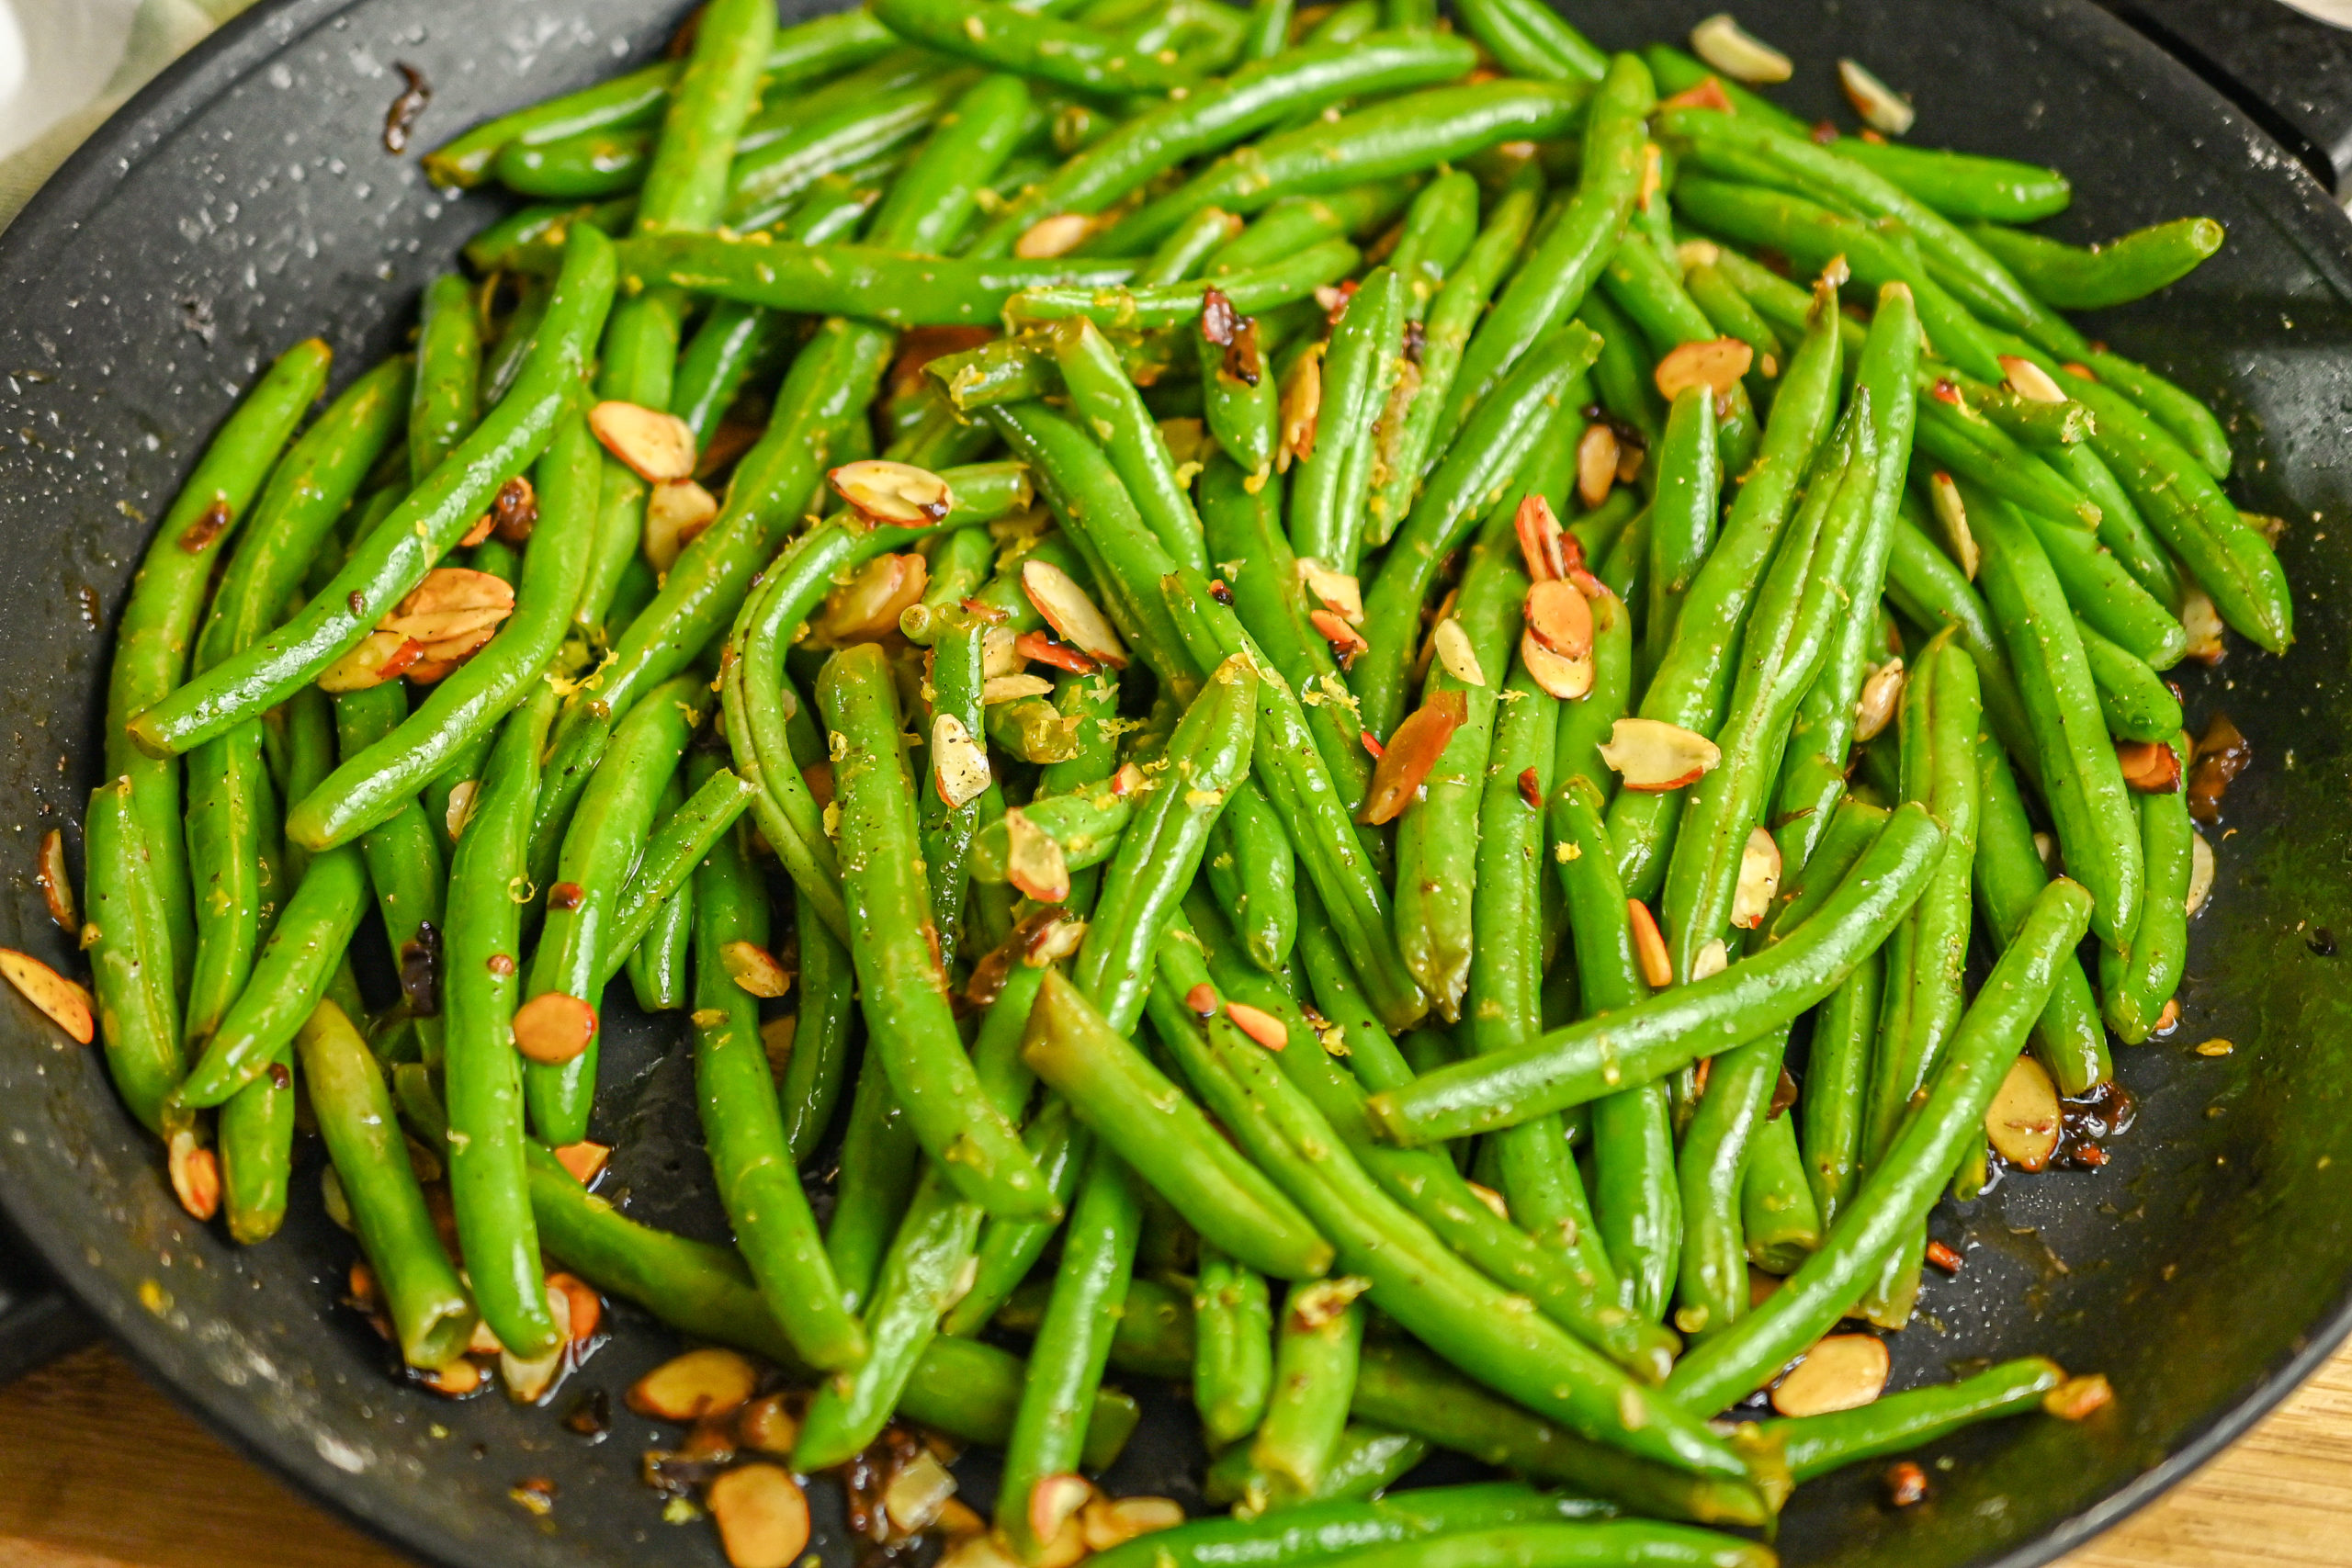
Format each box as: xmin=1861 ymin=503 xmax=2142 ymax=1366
xmin=1552 ymin=587 xmax=1633 ymax=816
xmin=1600 ymin=232 xmax=1759 ymax=477
xmin=624 ymin=787 xmax=694 ymax=1013
xmin=1209 ymin=778 xmax=1298 ymax=972
xmin=997 ymin=1145 xmax=1144 ymax=1558
xmin=1216 ymin=1422 xmax=1427 ymax=1508
xmin=1290 ymin=266 xmax=1404 ymax=575
xmin=83 ymin=780 xmax=185 ymax=1134
xmin=724 ymin=75 xmax=983 ymax=229
xmin=1212 ymin=185 xmax=1414 ymax=274
xmin=1683 ymin=263 xmax=1784 ymax=385
xmin=1910 ymin=393 xmax=2100 ymax=529
xmin=1053 ymin=316 xmax=1208 ymax=569
xmin=1240 ymin=0 xmax=1293 ymax=61
xmin=1881 ymin=505 xmax=2037 ymax=773
xmin=1971 ymin=736 xmax=2109 ymax=1096
xmin=825 ymin=1048 xmax=922 ymax=1314
xmin=1250 ymin=1280 xmax=1366 ymax=1505
xmin=1194 ymin=1244 xmax=1275 ymax=1450
xmin=219 ymin=1032 xmax=297 ymax=1245
xmin=1831 ymin=141 xmax=2071 ymax=223
xmin=1968 ymin=216 xmax=2222 ymax=310
xmin=2077 ymin=616 xmax=2183 ymax=741
xmin=941 ymin=1096 xmax=1089 ymax=1339
xmin=1085 ymin=1483 xmax=1613 ymax=1568
xmin=1772 ymin=1355 xmax=2066 ymax=1481
xmin=1350 ymin=1340 xmax=1767 ymax=1528
xmin=2101 ymin=731 xmax=2192 ymax=1044
xmin=876 ymin=0 xmax=1198 ymax=94
xmin=1742 ymin=1099 xmax=1821 ymax=1272
xmin=1145 ymin=205 xmax=1245 ymax=287
xmin=2011 ymin=496 xmax=2188 ymax=670
xmin=1354 ymin=322 xmax=1601 ymax=741
xmin=1367 ymin=164 xmax=1543 ymax=547
xmin=1640 ymin=45 xmax=1807 ymax=136
xmin=1438 ymin=54 xmax=1649 ymax=446
xmin=1452 ymin=0 xmax=1603 ymax=80
xmin=1799 ymin=949 xmax=1878 ymax=1231
xmin=1641 ymin=387 xmax=1720 ymax=682
xmin=1665 ymin=878 xmax=2092 ymax=1414
xmin=409 ymin=275 xmax=480 ymax=486
xmin=2056 ymin=441 xmax=2185 ymax=610
xmin=1332 ymin=1521 xmax=1772 ymax=1568
xmin=297 ymin=1000 xmax=477 ymax=1367
xmin=967 ymin=31 xmax=1478 ymax=256
xmin=2076 ymin=345 xmax=2234 ymax=482
xmin=619 ymin=231 xmax=1128 ymax=325
xmin=1387 ymin=169 xmax=1480 ymax=321
xmin=1668 ymin=1015 xmax=1788 ymax=1344
xmin=1004 ymin=242 xmax=1360 ymax=329
xmin=129 ymin=230 xmax=616 ymax=757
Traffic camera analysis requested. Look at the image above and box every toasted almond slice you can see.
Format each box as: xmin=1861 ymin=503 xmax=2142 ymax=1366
xmin=1004 ymin=811 xmax=1071 ymax=904
xmin=458 ymin=511 xmax=496 ymax=548
xmin=1575 ymin=423 xmax=1619 ymax=510
xmin=1013 ymin=629 xmax=1098 ymax=675
xmin=548 ymin=1272 xmax=602 ymax=1343
xmin=723 ymin=941 xmax=792 ymax=998
xmin=1278 ymin=342 xmax=1324 ymax=472
xmin=1027 ymin=1475 xmax=1095 ymax=1552
xmin=1999 ymin=355 xmax=2068 ymax=405
xmin=1184 ymin=982 xmax=1218 ymax=1015
xmin=1521 ymin=631 xmax=1595 ymax=700
xmin=709 ymin=1464 xmax=812 ymax=1568
xmin=445 ymin=780 xmax=481 ymax=840
xmin=1614 ymin=432 xmax=1647 ymax=484
xmin=1661 ymin=76 xmax=1736 ymax=114
xmin=1310 ymin=608 xmax=1369 ymax=668
xmin=2180 ymin=587 xmax=2225 ymax=664
xmin=167 ymin=1127 xmax=221 ymax=1222
xmin=1729 ymin=825 xmax=1782 ymax=930
xmin=590 ymin=400 xmax=696 ymax=482
xmin=502 ymin=1281 xmax=572 ymax=1404
xmin=984 ymin=673 xmax=1056 ymax=705
xmin=1226 ymin=1001 xmax=1288 ymax=1051
xmin=1464 ymin=1181 xmax=1511 ymax=1223
xmin=37 ymin=830 xmax=74 ymax=933
xmin=1017 ymin=212 xmax=1096 ymax=259
xmin=421 ymin=1359 xmax=482 ymax=1397
xmin=1927 ymin=471 xmax=1978 ymax=580
xmin=1358 ymin=691 xmax=1468 ymax=825
xmin=319 ymin=629 xmax=414 ymax=693
xmin=2117 ymin=739 xmax=2182 ymax=793
xmin=1771 ymin=1334 xmax=1891 ymax=1416
xmin=831 ymin=458 xmax=957 ymax=525
xmin=409 ymin=623 xmax=502 ymax=679
xmin=1598 ymin=717 xmax=1723 ymax=791
xmin=1081 ymin=1496 xmax=1185 ymax=1553
xmin=738 ymin=1392 xmax=801 ymax=1456
xmin=1295 ymin=558 xmax=1364 ymax=623
xmin=1629 ymin=899 xmax=1672 ymax=988
xmin=513 ymin=992 xmax=599 ymax=1066
xmin=1691 ymin=13 xmax=1793 ymax=83
xmin=1513 ymin=493 xmax=1571 ymax=583
xmin=386 ymin=567 xmax=514 ymax=625
xmin=933 ymin=714 xmax=992 ymax=808
xmin=2043 ymin=1372 xmax=2114 ymax=1421
xmin=812 ymin=552 xmax=930 ymax=645
xmin=1022 ymin=560 xmax=1128 ymax=668
xmin=646 ymin=479 xmax=719 ymax=572
xmin=552 ymin=1140 xmax=610 ymax=1184
xmin=1838 ymin=58 xmax=1916 ymax=136
xmin=1679 ymin=239 xmax=1723 ymax=273
xmin=1655 ymin=337 xmax=1755 ymax=401
xmin=939 ymin=1529 xmax=1023 ymax=1568
xmin=1432 ymin=618 xmax=1485 ymax=687
xmin=1691 ymin=938 xmax=1729 ymax=981
xmin=1985 ymin=1054 xmax=2061 ymax=1170
xmin=0 ymin=949 xmax=92 ymax=1043
xmin=2186 ymin=829 xmax=2214 ymax=917
xmin=982 ymin=625 xmax=1026 ymax=677
xmin=1852 ymin=657 xmax=1905 ymax=743
xmin=1524 ymin=578 xmax=1594 ymax=660
xmin=882 ymin=1449 xmax=958 ymax=1536
xmin=628 ymin=1348 xmax=760 ymax=1423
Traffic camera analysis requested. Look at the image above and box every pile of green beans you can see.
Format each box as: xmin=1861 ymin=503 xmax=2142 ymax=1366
xmin=67 ymin=0 xmax=2273 ymax=1562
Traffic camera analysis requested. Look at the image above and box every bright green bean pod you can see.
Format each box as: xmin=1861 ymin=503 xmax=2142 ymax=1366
xmin=722 ymin=74 xmax=978 ymax=229
xmin=1910 ymin=393 xmax=2100 ymax=528
xmin=1671 ymin=1021 xmax=1789 ymax=1342
xmin=1208 ymin=778 xmax=1298 ymax=973
xmin=1004 ymin=243 xmax=1358 ymax=329
xmin=878 ymin=0 xmax=1198 ymax=94
xmin=1388 ymin=169 xmax=1480 ymax=321
xmin=84 ymin=779 xmax=184 ymax=1134
xmin=915 ymin=623 xmax=989 ymax=969
xmin=1740 ymin=1080 xmax=1820 ymax=1275
xmin=1828 ymin=141 xmax=2070 ymax=222
xmin=2078 ymin=615 xmax=2184 ymax=741
xmin=2077 ymin=344 xmax=2233 ymax=481
xmin=1599 ymin=231 xmax=1759 ymax=476
xmin=1801 ymin=950 xmax=1879 ymax=1230
xmin=1249 ymin=1279 xmax=1366 ymax=1504
xmin=2100 ymin=731 xmax=2192 ymax=1044
xmin=219 ymin=1036 xmax=297 ymax=1245
xmin=1329 ymin=1522 xmax=1771 ymax=1568
xmin=1771 ymin=1355 xmax=2065 ymax=1480
xmin=1212 ymin=185 xmax=1414 ymax=274
xmin=1552 ymin=586 xmax=1633 ymax=815
xmin=2056 ymin=440 xmax=2185 ymax=609
xmin=2009 ymin=498 xmax=2187 ymax=669
xmin=1194 ymin=1243 xmax=1275 ymax=1450
xmin=1972 ymin=736 xmax=2109 ymax=1095
xmin=1144 ymin=205 xmax=1245 ymax=288
xmin=1085 ymin=1483 xmax=1612 ymax=1568
xmin=411 ymin=274 xmax=481 ymax=484
xmin=940 ymin=1094 xmax=1089 ymax=1338
xmin=824 ymin=1045 xmax=921 ymax=1315
xmin=1641 ymin=386 xmax=1720 ymax=681
xmin=1881 ymin=502 xmax=2038 ymax=773
xmin=1667 ymin=879 xmax=2092 ymax=1414
xmin=1684 ymin=262 xmax=1785 ymax=387
xmin=1289 ymin=266 xmax=1404 ymax=574
xmin=1053 ymin=316 xmax=1208 ymax=569
xmin=1967 ymin=216 xmax=2222 ymax=310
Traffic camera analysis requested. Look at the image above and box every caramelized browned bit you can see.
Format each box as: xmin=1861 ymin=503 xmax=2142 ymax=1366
xmin=383 ymin=63 xmax=432 ymax=154
xmin=1768 ymin=1066 xmax=1798 ymax=1120
xmin=490 ymin=475 xmax=537 ymax=544
xmin=548 ymin=882 xmax=584 ymax=911
xmin=1883 ymin=1461 xmax=1929 ymax=1507
xmin=560 ymin=1386 xmax=611 ymax=1438
xmin=1223 ymin=315 xmax=1263 ymax=388
xmin=36 ymin=829 xmax=74 ymax=933
xmin=2187 ymin=713 xmax=2249 ymax=823
xmin=177 ymin=498 xmax=231 ymax=553
xmin=1517 ymin=767 xmax=1544 ymax=811
xmin=1185 ymin=982 xmax=1218 ymax=1016
xmin=2115 ymin=739 xmax=2180 ymax=793
xmin=1924 ymin=1238 xmax=1964 ymax=1274
xmin=1200 ymin=287 xmax=1238 ymax=348
xmin=1357 ymin=691 xmax=1467 ymax=825
xmin=268 ymin=1061 xmax=292 ymax=1091
xmin=400 ymin=919 xmax=441 ymax=1016
xmin=1402 ymin=318 xmax=1426 ymax=364
xmin=1208 ymin=578 xmax=1234 ymax=604
xmin=486 ymin=952 xmax=515 ymax=977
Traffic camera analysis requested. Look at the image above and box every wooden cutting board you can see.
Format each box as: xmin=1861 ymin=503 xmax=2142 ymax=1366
xmin=1 ymin=1340 xmax=2346 ymax=1568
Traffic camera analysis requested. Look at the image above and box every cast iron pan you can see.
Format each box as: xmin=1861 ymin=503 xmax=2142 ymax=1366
xmin=3 ymin=0 xmax=2352 ymax=1562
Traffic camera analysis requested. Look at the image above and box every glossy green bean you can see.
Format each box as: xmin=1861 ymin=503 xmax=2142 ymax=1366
xmin=1770 ymin=1355 xmax=2066 ymax=1480
xmin=2100 ymin=731 xmax=2192 ymax=1043
xmin=1084 ymin=1483 xmax=1612 ymax=1568
xmin=1004 ymin=242 xmax=1360 ymax=329
xmin=411 ymin=275 xmax=480 ymax=485
xmin=1054 ymin=316 xmax=1209 ymax=568
xmin=1249 ymin=1280 xmax=1365 ymax=1505
xmin=1973 ymin=735 xmax=2110 ymax=1095
xmin=1641 ymin=386 xmax=1720 ymax=682
xmin=2077 ymin=615 xmax=2184 ymax=741
xmin=1835 ymin=141 xmax=2071 ymax=223
xmin=876 ymin=0 xmax=1198 ymax=95
xmin=1451 ymin=0 xmax=1604 ymax=81
xmin=1290 ymin=266 xmax=1403 ymax=575
xmin=1209 ymin=778 xmax=1299 ymax=973
xmin=1195 ymin=1244 xmax=1275 ymax=1450
xmin=1968 ymin=217 xmax=2222 ymax=310
xmin=83 ymin=779 xmax=184 ymax=1134
xmin=1801 ymin=949 xmax=1879 ymax=1230
xmin=1388 ymin=169 xmax=1480 ymax=321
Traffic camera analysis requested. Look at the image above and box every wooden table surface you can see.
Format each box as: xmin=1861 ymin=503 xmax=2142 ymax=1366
xmin=2 ymin=1340 xmax=2348 ymax=1568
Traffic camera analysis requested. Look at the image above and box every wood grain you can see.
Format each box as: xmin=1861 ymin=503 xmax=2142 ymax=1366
xmin=2 ymin=1340 xmax=2349 ymax=1568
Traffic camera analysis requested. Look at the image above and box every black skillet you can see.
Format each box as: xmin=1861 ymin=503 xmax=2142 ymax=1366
xmin=4 ymin=0 xmax=2352 ymax=1562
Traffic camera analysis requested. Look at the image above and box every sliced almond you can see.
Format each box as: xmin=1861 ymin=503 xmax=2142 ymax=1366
xmin=1358 ymin=691 xmax=1467 ymax=825
xmin=982 ymin=625 xmax=1026 ymax=677
xmin=501 ymin=1281 xmax=572 ymax=1404
xmin=166 ymin=1127 xmax=222 ymax=1222
xmin=1928 ymin=471 xmax=1978 ymax=580
xmin=1838 ymin=58 xmax=1916 ymax=136
xmin=2043 ymin=1372 xmax=2113 ymax=1421
xmin=1014 ymin=629 xmax=1096 ymax=675
xmin=1598 ymin=717 xmax=1722 ymax=792
xmin=1081 ymin=1495 xmax=1184 ymax=1553
xmin=1655 ymin=337 xmax=1755 ymax=402
xmin=1525 ymin=578 xmax=1594 ymax=660
xmin=627 ymin=1348 xmax=760 ymax=1424
xmin=1464 ymin=1181 xmax=1511 ymax=1222
xmin=1521 ymin=631 xmax=1595 ymax=700
xmin=1853 ymin=658 xmax=1905 ymax=743
xmin=1999 ymin=355 xmax=2068 ymax=405
xmin=1576 ymin=423 xmax=1619 ymax=510
xmin=938 ymin=1529 xmax=1023 ymax=1568
xmin=646 ymin=479 xmax=719 ymax=572
xmin=1729 ymin=826 xmax=1782 ymax=930
xmin=0 ymin=949 xmax=93 ymax=1043
xmin=36 ymin=830 xmax=74 ymax=933
xmin=1629 ymin=899 xmax=1672 ymax=988
xmin=421 ymin=1359 xmax=482 ymax=1397
xmin=552 ymin=1140 xmax=611 ymax=1184
xmin=1985 ymin=1054 xmax=2061 ymax=1171
xmin=1278 ymin=343 xmax=1324 ymax=472
xmin=984 ymin=673 xmax=1057 ymax=705
xmin=1432 ymin=618 xmax=1486 ymax=687
xmin=1004 ymin=810 xmax=1071 ymax=904
xmin=1027 ymin=1475 xmax=1095 ymax=1553
xmin=1310 ymin=608 xmax=1369 ymax=668
xmin=1226 ymin=1001 xmax=1289 ymax=1051
xmin=513 ymin=991 xmax=599 ymax=1066
xmin=708 ymin=1464 xmax=811 ymax=1568
xmin=2180 ymin=587 xmax=2225 ymax=664
xmin=1690 ymin=939 xmax=1729 ymax=981
xmin=1690 ymin=13 xmax=1793 ymax=83
xmin=884 ymin=1449 xmax=959 ymax=1536
xmin=319 ymin=629 xmax=415 ymax=694
xmin=1513 ymin=494 xmax=1573 ymax=583
xmin=2118 ymin=739 xmax=2182 ymax=793
xmin=445 ymin=779 xmax=481 ymax=840
xmin=548 ymin=1272 xmax=602 ymax=1343
xmin=932 ymin=714 xmax=992 ymax=808
xmin=1295 ymin=558 xmax=1364 ymax=623
xmin=812 ymin=553 xmax=931 ymax=645
xmin=1771 ymin=1334 xmax=1891 ymax=1416
xmin=590 ymin=400 xmax=696 ymax=483
xmin=1662 ymin=80 xmax=1739 ymax=117
xmin=2186 ymin=829 xmax=2214 ymax=917
xmin=406 ymin=623 xmax=502 ymax=683
xmin=723 ymin=941 xmax=792 ymax=998
xmin=738 ymin=1392 xmax=801 ymax=1456
xmin=1016 ymin=212 xmax=1096 ymax=259
xmin=381 ymin=568 xmax=514 ymax=641
xmin=831 ymin=459 xmax=957 ymax=525
xmin=1022 ymin=560 xmax=1127 ymax=668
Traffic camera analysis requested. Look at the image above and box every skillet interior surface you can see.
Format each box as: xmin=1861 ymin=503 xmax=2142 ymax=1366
xmin=1 ymin=1 xmax=2350 ymax=1565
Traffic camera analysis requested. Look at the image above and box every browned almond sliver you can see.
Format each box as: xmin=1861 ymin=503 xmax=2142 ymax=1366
xmin=2043 ymin=1372 xmax=2114 ymax=1421
xmin=1838 ymin=57 xmax=1916 ymax=135
xmin=722 ymin=941 xmax=792 ymax=998
xmin=36 ymin=830 xmax=74 ymax=933
xmin=381 ymin=568 xmax=515 ymax=643
xmin=1513 ymin=493 xmax=1571 ymax=583
xmin=708 ymin=1463 xmax=811 ymax=1568
xmin=1358 ymin=690 xmax=1468 ymax=825
xmin=1654 ymin=336 xmax=1755 ymax=402
xmin=1295 ymin=558 xmax=1364 ymax=623
xmin=830 ymin=458 xmax=957 ymax=525
xmin=2117 ymin=739 xmax=2182 ymax=793
xmin=813 ymin=552 xmax=930 ymax=645
xmin=513 ymin=992 xmax=599 ymax=1066
xmin=1985 ymin=1054 xmax=2061 ymax=1169
xmin=167 ymin=1128 xmax=221 ymax=1222
xmin=552 ymin=1140 xmax=610 ymax=1185
xmin=1928 ymin=471 xmax=1978 ymax=580
xmin=1770 ymin=1334 xmax=1891 ymax=1417
xmin=627 ymin=1348 xmax=760 ymax=1423
xmin=406 ymin=624 xmax=501 ymax=684
xmin=589 ymin=400 xmax=696 ymax=483
xmin=1521 ymin=630 xmax=1595 ymax=700
xmin=1226 ymin=1001 xmax=1288 ymax=1051
xmin=319 ymin=629 xmax=415 ymax=694
xmin=1026 ymin=1475 xmax=1095 ymax=1554
xmin=1628 ymin=899 xmax=1673 ymax=988
xmin=1851 ymin=657 xmax=1905 ymax=742
xmin=645 ymin=478 xmax=719 ymax=572
xmin=1016 ymin=212 xmax=1096 ymax=259
xmin=1729 ymin=826 xmax=1783 ymax=930
xmin=1998 ymin=354 xmax=2068 ymax=405
xmin=0 ymin=949 xmax=92 ymax=1043
xmin=1310 ymin=608 xmax=1369 ymax=668
xmin=1277 ymin=343 xmax=1324 ymax=472
xmin=548 ymin=1272 xmax=602 ymax=1343
xmin=1432 ymin=618 xmax=1485 ymax=687
xmin=932 ymin=714 xmax=992 ymax=808
xmin=1524 ymin=578 xmax=1594 ymax=660
xmin=1003 ymin=811 xmax=1071 ymax=904
xmin=1690 ymin=12 xmax=1793 ymax=82
xmin=1081 ymin=1496 xmax=1184 ymax=1553
xmin=1014 ymin=629 xmax=1098 ymax=675
xmin=983 ymin=673 xmax=1056 ymax=705
xmin=1022 ymin=559 xmax=1127 ymax=668
xmin=1598 ymin=716 xmax=1723 ymax=792
xmin=1575 ymin=423 xmax=1619 ymax=510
